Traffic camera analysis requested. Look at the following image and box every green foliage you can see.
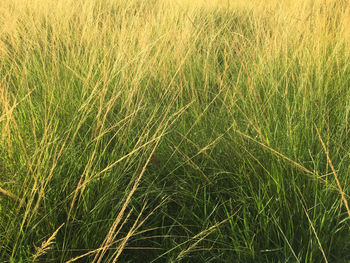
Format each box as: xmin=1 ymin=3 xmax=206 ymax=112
xmin=0 ymin=0 xmax=349 ymax=262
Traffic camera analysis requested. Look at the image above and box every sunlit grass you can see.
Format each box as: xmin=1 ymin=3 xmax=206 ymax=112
xmin=0 ymin=0 xmax=349 ymax=262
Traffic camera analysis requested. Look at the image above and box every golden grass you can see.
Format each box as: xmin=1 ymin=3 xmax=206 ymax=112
xmin=0 ymin=186 xmax=20 ymax=202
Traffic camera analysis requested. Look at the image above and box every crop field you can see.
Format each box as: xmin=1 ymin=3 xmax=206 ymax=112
xmin=0 ymin=0 xmax=349 ymax=262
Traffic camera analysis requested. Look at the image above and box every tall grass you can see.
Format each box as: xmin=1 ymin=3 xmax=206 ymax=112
xmin=0 ymin=0 xmax=349 ymax=262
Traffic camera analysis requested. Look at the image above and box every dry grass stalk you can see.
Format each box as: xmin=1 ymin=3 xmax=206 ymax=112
xmin=65 ymin=209 xmax=134 ymax=263
xmin=32 ymin=223 xmax=64 ymax=262
xmin=92 ymin=142 xmax=162 ymax=263
xmin=176 ymin=207 xmax=242 ymax=261
xmin=235 ymin=129 xmax=314 ymax=175
xmin=296 ymin=187 xmax=329 ymax=263
xmin=315 ymin=125 xmax=350 ymax=217
xmin=0 ymin=186 xmax=20 ymax=203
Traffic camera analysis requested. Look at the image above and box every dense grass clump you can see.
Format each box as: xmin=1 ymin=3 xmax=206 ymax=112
xmin=0 ymin=0 xmax=349 ymax=262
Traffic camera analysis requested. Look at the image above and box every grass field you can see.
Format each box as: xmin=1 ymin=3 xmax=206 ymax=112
xmin=1 ymin=0 xmax=350 ymax=262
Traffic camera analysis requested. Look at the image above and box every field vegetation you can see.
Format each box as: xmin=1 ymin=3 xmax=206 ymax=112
xmin=0 ymin=0 xmax=349 ymax=262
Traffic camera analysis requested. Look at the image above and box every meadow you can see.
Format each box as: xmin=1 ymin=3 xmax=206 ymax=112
xmin=0 ymin=0 xmax=349 ymax=262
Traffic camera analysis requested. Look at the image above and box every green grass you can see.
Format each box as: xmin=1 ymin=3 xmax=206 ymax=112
xmin=0 ymin=0 xmax=349 ymax=262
